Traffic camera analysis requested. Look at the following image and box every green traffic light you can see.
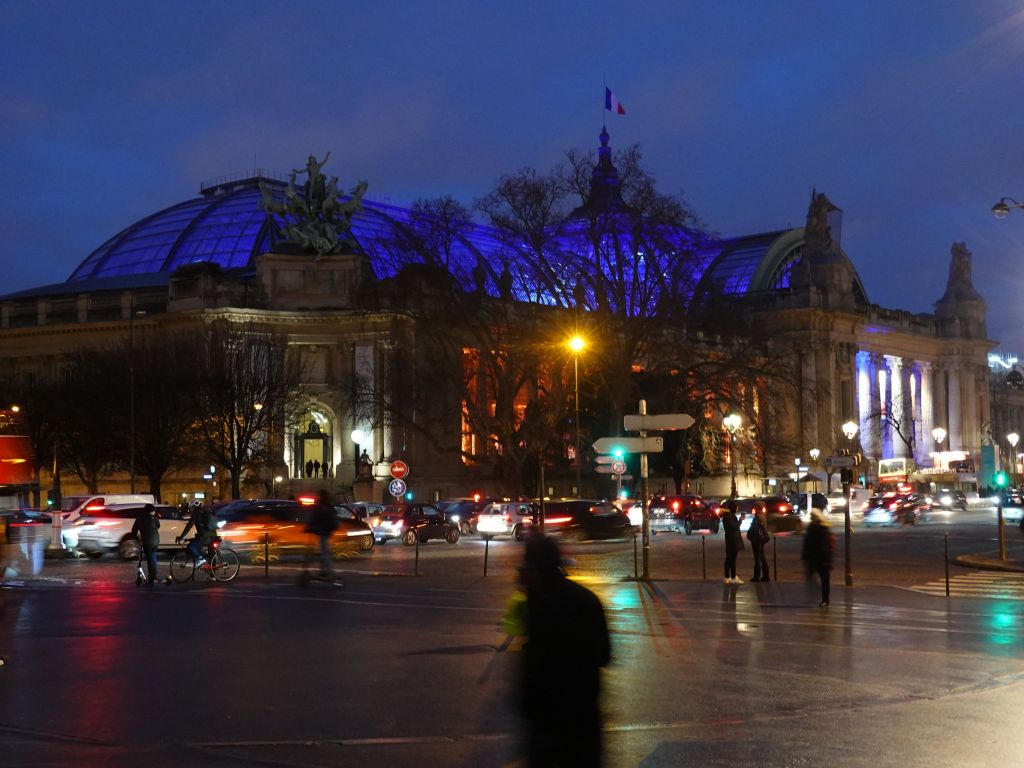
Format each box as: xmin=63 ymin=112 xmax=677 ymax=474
xmin=612 ymin=447 xmax=624 ymax=460
xmin=996 ymin=471 xmax=1008 ymax=487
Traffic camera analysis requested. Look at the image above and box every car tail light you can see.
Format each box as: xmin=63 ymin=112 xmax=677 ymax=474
xmin=888 ymin=502 xmax=898 ymax=510
xmin=298 ymin=496 xmax=316 ymax=506
xmin=503 ymin=513 xmax=511 ymax=523
xmin=84 ymin=504 xmax=105 ymax=513
xmin=545 ymin=516 xmax=572 ymax=525
xmin=777 ymin=504 xmax=791 ymax=513
xmin=672 ymin=501 xmax=680 ymax=511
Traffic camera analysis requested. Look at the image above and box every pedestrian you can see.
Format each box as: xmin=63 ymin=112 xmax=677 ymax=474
xmin=131 ymin=504 xmax=160 ymax=586
xmin=721 ymin=499 xmax=744 ymax=584
xmin=313 ymin=459 xmax=321 ymax=478
xmin=519 ymin=531 xmax=610 ymax=767
xmin=305 ymin=459 xmax=314 ymax=478
xmin=802 ymin=509 xmax=834 ymax=607
xmin=747 ymin=500 xmax=770 ymax=582
xmin=305 ymin=489 xmax=340 ymax=581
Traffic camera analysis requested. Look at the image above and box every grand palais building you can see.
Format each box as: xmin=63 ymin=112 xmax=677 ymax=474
xmin=0 ymin=130 xmax=1014 ymax=505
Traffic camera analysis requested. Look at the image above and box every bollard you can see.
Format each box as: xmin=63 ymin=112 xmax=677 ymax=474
xmin=772 ymin=535 xmax=778 ymax=582
xmin=415 ymin=534 xmax=420 ymax=576
xmin=633 ymin=531 xmax=638 ymax=580
xmin=264 ymin=532 xmax=269 ymax=578
xmin=701 ymin=534 xmax=706 ymax=580
xmin=944 ymin=532 xmax=950 ymax=597
xmin=484 ymin=537 xmax=490 ymax=577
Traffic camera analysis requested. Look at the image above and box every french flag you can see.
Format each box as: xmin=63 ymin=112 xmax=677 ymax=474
xmin=605 ymin=87 xmax=626 ymax=115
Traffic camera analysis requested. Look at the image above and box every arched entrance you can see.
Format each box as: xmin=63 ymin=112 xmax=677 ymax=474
xmin=291 ymin=408 xmax=335 ymax=479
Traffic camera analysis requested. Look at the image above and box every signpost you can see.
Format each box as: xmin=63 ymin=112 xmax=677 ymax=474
xmin=592 ymin=436 xmax=664 ymax=454
xmin=623 ymin=413 xmax=695 ymax=432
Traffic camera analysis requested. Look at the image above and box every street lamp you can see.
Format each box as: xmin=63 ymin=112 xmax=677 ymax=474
xmin=932 ymin=426 xmax=947 ymax=469
xmin=1008 ymin=432 xmax=1019 ymax=486
xmin=567 ymin=335 xmax=586 ymax=495
xmin=992 ymin=197 xmax=1024 ymax=219
xmin=841 ymin=420 xmax=858 ymax=587
xmin=724 ymin=413 xmax=742 ymax=499
xmin=128 ymin=308 xmax=146 ymax=494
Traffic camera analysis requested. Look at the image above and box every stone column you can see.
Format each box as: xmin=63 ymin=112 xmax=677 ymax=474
xmin=947 ymin=364 xmax=962 ymax=452
xmin=962 ymin=363 xmax=978 ymax=456
xmin=866 ymin=353 xmax=883 ymax=461
xmin=918 ymin=362 xmax=935 ymax=465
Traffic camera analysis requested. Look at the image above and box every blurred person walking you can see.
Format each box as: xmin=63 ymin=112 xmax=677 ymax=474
xmin=721 ymin=499 xmax=744 ymax=584
xmin=305 ymin=489 xmax=340 ymax=582
xmin=519 ymin=531 xmax=610 ymax=767
xmin=747 ymin=501 xmax=770 ymax=582
xmin=802 ymin=509 xmax=834 ymax=607
xmin=131 ymin=504 xmax=160 ymax=586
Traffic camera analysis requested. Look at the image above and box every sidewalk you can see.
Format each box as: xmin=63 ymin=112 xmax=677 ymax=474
xmin=955 ymin=552 xmax=1024 ymax=572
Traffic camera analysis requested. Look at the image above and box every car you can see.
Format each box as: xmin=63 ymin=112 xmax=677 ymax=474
xmin=341 ymin=501 xmax=387 ymax=522
xmin=788 ymin=492 xmax=829 ymax=522
xmin=736 ymin=496 xmax=802 ymax=534
xmin=372 ymin=503 xmax=460 ymax=545
xmin=476 ymin=500 xmax=537 ymax=540
xmin=217 ymin=498 xmax=374 ymax=557
xmin=55 ymin=493 xmax=157 ymax=550
xmin=861 ymin=493 xmax=929 ymax=526
xmin=540 ymin=499 xmax=633 ymax=541
xmin=74 ymin=503 xmax=187 ymax=560
xmin=996 ymin=490 xmax=1024 ymax=525
xmin=646 ymin=495 xmax=721 ymax=535
xmin=1 ymin=508 xmax=51 ymax=576
xmin=926 ymin=490 xmax=968 ymax=512
xmin=437 ymin=497 xmax=494 ymax=535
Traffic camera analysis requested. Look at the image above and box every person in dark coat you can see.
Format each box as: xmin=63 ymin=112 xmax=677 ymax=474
xmin=520 ymin=531 xmax=610 ymax=767
xmin=306 ymin=489 xmax=340 ymax=580
xmin=131 ymin=504 xmax=160 ymax=586
xmin=721 ymin=499 xmax=745 ymax=584
xmin=747 ymin=501 xmax=770 ymax=582
xmin=802 ymin=509 xmax=834 ymax=606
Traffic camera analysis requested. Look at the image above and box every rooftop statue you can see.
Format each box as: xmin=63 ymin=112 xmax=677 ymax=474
xmin=804 ymin=190 xmax=834 ymax=252
xmin=260 ymin=152 xmax=368 ymax=256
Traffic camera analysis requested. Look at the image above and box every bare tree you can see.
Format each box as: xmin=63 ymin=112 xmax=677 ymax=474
xmin=189 ymin=322 xmax=305 ymax=500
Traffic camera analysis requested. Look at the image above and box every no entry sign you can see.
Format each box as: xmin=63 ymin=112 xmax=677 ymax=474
xmin=390 ymin=460 xmax=409 ymax=479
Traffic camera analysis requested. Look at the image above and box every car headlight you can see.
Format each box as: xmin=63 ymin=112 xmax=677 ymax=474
xmin=939 ymin=495 xmax=952 ymax=506
xmin=450 ymin=514 xmax=461 ymax=522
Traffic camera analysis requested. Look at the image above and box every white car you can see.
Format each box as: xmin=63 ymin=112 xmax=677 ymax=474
xmin=74 ymin=503 xmax=188 ymax=560
xmin=476 ymin=501 xmax=536 ymax=540
xmin=57 ymin=493 xmax=156 ymax=550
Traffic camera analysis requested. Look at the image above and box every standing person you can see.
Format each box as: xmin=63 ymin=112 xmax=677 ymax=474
xmin=306 ymin=489 xmax=340 ymax=582
xmin=131 ymin=504 xmax=160 ymax=586
xmin=313 ymin=459 xmax=321 ymax=478
xmin=747 ymin=501 xmax=770 ymax=582
xmin=721 ymin=499 xmax=744 ymax=584
xmin=305 ymin=459 xmax=314 ymax=478
xmin=520 ymin=531 xmax=610 ymax=767
xmin=802 ymin=509 xmax=834 ymax=607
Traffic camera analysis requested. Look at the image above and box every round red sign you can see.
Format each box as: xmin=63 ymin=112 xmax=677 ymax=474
xmin=390 ymin=460 xmax=409 ymax=479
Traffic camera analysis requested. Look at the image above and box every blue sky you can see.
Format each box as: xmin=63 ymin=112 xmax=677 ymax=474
xmin=3 ymin=1 xmax=1024 ymax=349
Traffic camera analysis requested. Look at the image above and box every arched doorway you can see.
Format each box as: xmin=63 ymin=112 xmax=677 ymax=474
xmin=291 ymin=408 xmax=335 ymax=479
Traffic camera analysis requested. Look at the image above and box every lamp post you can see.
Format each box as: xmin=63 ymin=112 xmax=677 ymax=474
xmin=128 ymin=308 xmax=146 ymax=494
xmin=841 ymin=420 xmax=859 ymax=587
xmin=1008 ymin=432 xmax=1019 ymax=486
xmin=992 ymin=197 xmax=1024 ymax=219
xmin=724 ymin=413 xmax=742 ymax=499
xmin=568 ymin=335 xmax=586 ymax=496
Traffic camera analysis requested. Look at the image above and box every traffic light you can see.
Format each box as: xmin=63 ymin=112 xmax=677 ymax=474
xmin=995 ymin=471 xmax=1009 ymax=488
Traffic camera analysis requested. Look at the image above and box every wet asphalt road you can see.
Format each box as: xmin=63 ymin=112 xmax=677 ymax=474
xmin=2 ymin=510 xmax=1024 ymax=767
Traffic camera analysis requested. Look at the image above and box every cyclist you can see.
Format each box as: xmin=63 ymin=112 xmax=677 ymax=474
xmin=176 ymin=502 xmax=218 ymax=569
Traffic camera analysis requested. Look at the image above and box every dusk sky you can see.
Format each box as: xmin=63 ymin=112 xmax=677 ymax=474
xmin=3 ymin=1 xmax=1024 ymax=350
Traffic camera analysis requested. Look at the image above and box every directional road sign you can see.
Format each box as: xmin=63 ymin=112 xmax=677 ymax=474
xmin=826 ymin=455 xmax=855 ymax=468
xmin=388 ymin=478 xmax=407 ymax=498
xmin=597 ymin=465 xmax=630 ymax=474
xmin=623 ymin=413 xmax=695 ymax=431
xmin=390 ymin=460 xmax=409 ymax=479
xmin=592 ymin=436 xmax=664 ymax=454
xmin=595 ymin=455 xmax=618 ymax=465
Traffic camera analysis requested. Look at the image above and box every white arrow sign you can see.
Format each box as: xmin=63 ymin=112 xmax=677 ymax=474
xmin=623 ymin=413 xmax=695 ymax=431
xmin=592 ymin=436 xmax=664 ymax=454
xmin=827 ymin=455 xmax=855 ymax=468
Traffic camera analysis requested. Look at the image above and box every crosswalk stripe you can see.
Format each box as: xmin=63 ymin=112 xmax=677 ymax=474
xmin=911 ymin=572 xmax=1024 ymax=599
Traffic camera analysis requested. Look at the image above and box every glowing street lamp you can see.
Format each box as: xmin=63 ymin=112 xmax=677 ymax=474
xmin=1008 ymin=432 xmax=1020 ymax=486
xmin=724 ymin=413 xmax=742 ymax=499
xmin=567 ymin=335 xmax=586 ymax=495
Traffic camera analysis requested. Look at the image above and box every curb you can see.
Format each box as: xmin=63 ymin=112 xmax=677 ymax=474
xmin=954 ymin=553 xmax=1024 ymax=573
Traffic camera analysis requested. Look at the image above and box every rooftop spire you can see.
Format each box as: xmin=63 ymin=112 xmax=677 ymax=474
xmin=572 ymin=127 xmax=633 ymax=217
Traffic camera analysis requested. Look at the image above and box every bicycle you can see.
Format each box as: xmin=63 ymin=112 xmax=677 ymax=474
xmin=168 ymin=537 xmax=240 ymax=583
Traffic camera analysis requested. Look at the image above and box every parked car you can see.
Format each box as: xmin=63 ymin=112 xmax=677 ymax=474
xmin=541 ymin=499 xmax=633 ymax=541
xmin=372 ymin=503 xmax=460 ymax=545
xmin=476 ymin=500 xmax=537 ymax=540
xmin=996 ymin=489 xmax=1024 ymax=525
xmin=341 ymin=501 xmax=387 ymax=522
xmin=862 ymin=493 xmax=929 ymax=526
xmin=217 ymin=498 xmax=374 ymax=556
xmin=788 ymin=492 xmax=829 ymax=522
xmin=74 ymin=503 xmax=187 ymax=560
xmin=925 ymin=490 xmax=968 ymax=512
xmin=437 ymin=497 xmax=494 ymax=535
xmin=646 ymin=495 xmax=721 ymax=535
